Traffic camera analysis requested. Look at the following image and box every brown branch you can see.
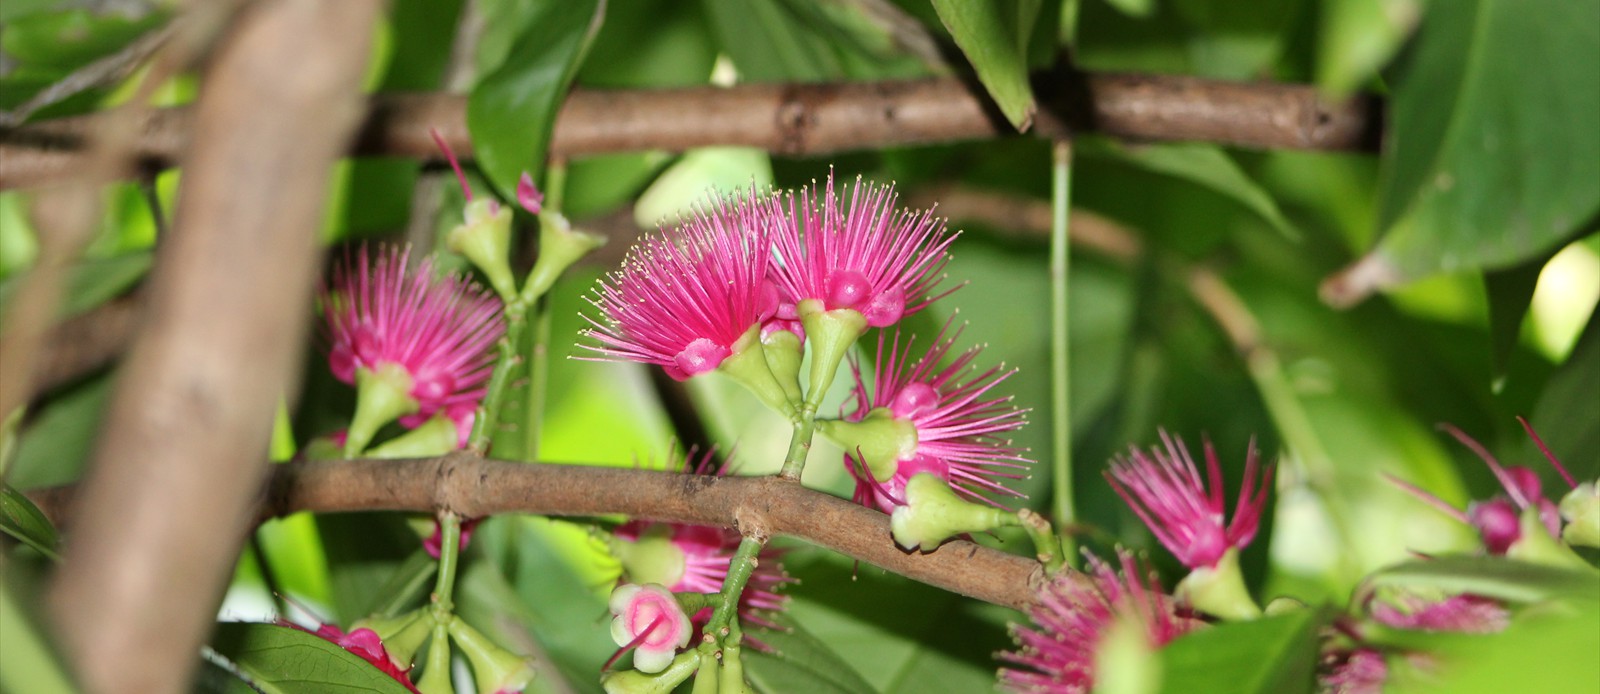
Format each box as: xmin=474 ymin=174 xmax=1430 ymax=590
xmin=0 ymin=71 xmax=1381 ymax=190
xmin=27 ymin=455 xmax=1060 ymax=612
xmin=45 ymin=2 xmax=384 ymax=693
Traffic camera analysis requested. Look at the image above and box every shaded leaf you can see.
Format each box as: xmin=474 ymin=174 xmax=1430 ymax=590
xmin=744 ymin=613 xmax=876 ymax=694
xmin=0 ymin=483 xmax=58 ymax=559
xmin=1524 ymin=309 xmax=1600 ymax=482
xmin=1087 ymin=141 xmax=1296 ymax=239
xmin=1156 ymin=609 xmax=1323 ymax=694
xmin=1315 ymin=0 xmax=1419 ymax=95
xmin=1363 ymin=556 xmax=1600 ymax=604
xmin=1351 ymin=0 xmax=1600 ymax=294
xmin=1483 ymin=254 xmax=1548 ymax=387
xmin=210 ymin=622 xmax=416 ymax=694
xmin=467 ymin=0 xmax=605 ymax=195
xmin=930 ymin=0 xmax=1039 ymax=130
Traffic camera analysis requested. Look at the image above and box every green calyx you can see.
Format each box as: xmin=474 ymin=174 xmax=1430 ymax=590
xmin=816 ymin=408 xmax=917 ymax=482
xmin=1176 ymin=548 xmax=1262 ymax=621
xmin=448 ymin=616 xmax=537 ymax=694
xmin=1559 ymin=481 xmax=1600 ymax=548
xmin=601 ymin=651 xmax=700 ymax=694
xmin=448 ymin=198 xmax=518 ymax=302
xmin=761 ymin=328 xmax=805 ymax=406
xmin=366 ymin=411 xmax=459 ymax=458
xmin=888 ymin=473 xmax=1014 ymax=552
xmin=1507 ymin=506 xmax=1592 ymax=570
xmin=345 ymin=362 xmax=419 ymax=458
xmin=1093 ymin=611 xmax=1162 ymax=694
xmin=523 ymin=211 xmax=605 ymax=304
xmin=611 ymin=525 xmax=688 ymax=588
xmin=353 ymin=610 xmax=432 ymax=669
xmin=414 ymin=622 xmax=453 ymax=694
xmin=716 ymin=325 xmax=798 ymax=419
xmin=797 ymin=299 xmax=868 ymax=412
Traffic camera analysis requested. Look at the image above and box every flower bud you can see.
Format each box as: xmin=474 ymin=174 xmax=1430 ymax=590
xmin=1174 ymin=547 xmax=1261 ymax=620
xmin=760 ymin=327 xmax=804 ymax=406
xmin=352 ymin=610 xmax=432 ymax=669
xmin=797 ymin=299 xmax=868 ymax=410
xmin=609 ymin=584 xmax=692 ymax=674
xmin=366 ymin=411 xmax=460 ymax=459
xmin=346 ymin=362 xmax=420 ymax=457
xmin=817 ymin=409 xmax=918 ymax=482
xmin=1506 ymin=505 xmax=1590 ymax=570
xmin=449 ymin=617 xmax=536 ymax=694
xmin=600 ymin=651 xmax=700 ymax=694
xmin=610 ymin=524 xmax=688 ymax=588
xmin=448 ymin=198 xmax=518 ymax=303
xmin=888 ymin=473 xmax=1013 ymax=551
xmin=523 ymin=210 xmax=605 ymax=303
xmin=1559 ymin=481 xmax=1599 ymax=548
xmin=716 ymin=326 xmax=799 ymax=418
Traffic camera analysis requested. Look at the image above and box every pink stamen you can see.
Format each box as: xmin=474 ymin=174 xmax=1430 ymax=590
xmin=1518 ymin=416 xmax=1576 ymax=488
xmin=429 ymin=127 xmax=473 ymax=202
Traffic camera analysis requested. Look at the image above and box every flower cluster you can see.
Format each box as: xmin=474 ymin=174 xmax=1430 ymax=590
xmin=998 ymin=551 xmax=1200 ymax=693
xmin=286 ymin=622 xmax=420 ymax=693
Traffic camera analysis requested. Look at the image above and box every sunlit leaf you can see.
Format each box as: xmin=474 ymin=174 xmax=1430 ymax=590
xmin=930 ymin=0 xmax=1039 ymax=130
xmin=0 ymin=483 xmax=58 ymax=559
xmin=1363 ymin=556 xmax=1600 ymax=604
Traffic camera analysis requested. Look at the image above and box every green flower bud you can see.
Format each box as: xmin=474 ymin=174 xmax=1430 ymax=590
xmin=600 ymin=651 xmax=700 ymax=694
xmin=523 ymin=211 xmax=606 ymax=304
xmin=1507 ymin=506 xmax=1591 ymax=570
xmin=716 ymin=326 xmax=798 ymax=418
xmin=448 ymin=617 xmax=536 ymax=694
xmin=414 ymin=622 xmax=453 ymax=694
xmin=816 ymin=409 xmax=917 ymax=482
xmin=448 ymin=198 xmax=518 ymax=302
xmin=346 ymin=362 xmax=419 ymax=458
xmin=611 ymin=525 xmax=688 ymax=588
xmin=888 ymin=473 xmax=1014 ymax=551
xmin=797 ymin=299 xmax=868 ymax=412
xmin=353 ymin=610 xmax=432 ymax=669
xmin=761 ymin=328 xmax=804 ymax=406
xmin=1175 ymin=548 xmax=1261 ymax=620
xmin=1559 ymin=481 xmax=1600 ymax=548
xmin=366 ymin=411 xmax=460 ymax=458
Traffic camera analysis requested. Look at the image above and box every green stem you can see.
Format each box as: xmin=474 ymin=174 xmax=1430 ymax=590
xmin=432 ymin=511 xmax=462 ymax=615
xmin=776 ymin=412 xmax=818 ymax=481
xmin=468 ymin=304 xmax=527 ymax=453
xmin=523 ymin=298 xmax=552 ymax=461
xmin=1049 ymin=139 xmax=1077 ymax=567
xmin=1017 ymin=508 xmax=1065 ymax=574
xmin=702 ymin=537 xmax=762 ymax=639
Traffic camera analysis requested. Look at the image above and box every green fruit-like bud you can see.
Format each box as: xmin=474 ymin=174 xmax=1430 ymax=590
xmin=717 ymin=326 xmax=798 ymax=419
xmin=353 ymin=610 xmax=432 ymax=669
xmin=523 ymin=211 xmax=606 ymax=303
xmin=601 ymin=651 xmax=700 ymax=694
xmin=448 ymin=617 xmax=537 ymax=694
xmin=761 ymin=328 xmax=804 ymax=406
xmin=1560 ymin=481 xmax=1600 ymax=548
xmin=611 ymin=525 xmax=688 ymax=588
xmin=1093 ymin=610 xmax=1163 ymax=694
xmin=414 ymin=623 xmax=454 ymax=694
xmin=366 ymin=411 xmax=460 ymax=458
xmin=888 ymin=473 xmax=1014 ymax=552
xmin=816 ymin=409 xmax=917 ymax=482
xmin=448 ymin=198 xmax=518 ymax=302
xmin=1175 ymin=548 xmax=1262 ymax=621
xmin=345 ymin=362 xmax=419 ymax=458
xmin=1507 ymin=506 xmax=1591 ymax=570
xmin=797 ymin=299 xmax=868 ymax=412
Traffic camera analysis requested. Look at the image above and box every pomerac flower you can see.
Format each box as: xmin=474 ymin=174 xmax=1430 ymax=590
xmin=1319 ymin=648 xmax=1387 ymax=694
xmin=819 ymin=323 xmax=1030 ymax=515
xmin=321 ymin=244 xmax=503 ymax=455
xmin=607 ymin=583 xmax=693 ymax=674
xmin=998 ymin=551 xmax=1200 ymax=693
xmin=1370 ymin=593 xmax=1509 ymax=634
xmin=1105 ymin=432 xmax=1272 ymax=619
xmin=1388 ymin=419 xmax=1587 ymax=564
xmin=768 ymin=174 xmax=958 ymax=405
xmin=286 ymin=622 xmax=420 ymax=693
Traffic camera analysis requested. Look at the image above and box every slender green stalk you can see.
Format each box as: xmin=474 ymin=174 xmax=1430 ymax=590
xmin=1049 ymin=139 xmax=1077 ymax=566
xmin=372 ymin=549 xmax=439 ymax=618
xmin=1017 ymin=508 xmax=1065 ymax=574
xmin=432 ymin=512 xmax=462 ymax=614
xmin=468 ymin=306 xmax=527 ymax=453
xmin=702 ymin=537 xmax=762 ymax=638
xmin=776 ymin=415 xmax=818 ymax=480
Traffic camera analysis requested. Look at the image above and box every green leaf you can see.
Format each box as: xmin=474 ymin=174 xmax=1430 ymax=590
xmin=1156 ymin=609 xmax=1323 ymax=694
xmin=317 ymin=513 xmax=428 ymax=623
xmin=466 ymin=0 xmax=605 ymax=196
xmin=930 ymin=0 xmax=1039 ymax=130
xmin=8 ymin=375 xmax=112 ymax=489
xmin=1315 ymin=0 xmax=1419 ymax=95
xmin=1412 ymin=600 xmax=1600 ymax=694
xmin=744 ymin=613 xmax=876 ymax=694
xmin=0 ymin=9 xmax=167 ymax=71
xmin=1364 ymin=0 xmax=1600 ymax=286
xmin=1524 ymin=309 xmax=1600 ymax=481
xmin=192 ymin=659 xmax=259 ymax=694
xmin=631 ymin=147 xmax=773 ymax=229
xmin=0 ymin=577 xmax=77 ymax=693
xmin=0 ymin=483 xmax=59 ymax=559
xmin=1363 ymin=556 xmax=1600 ymax=604
xmin=703 ymin=0 xmax=844 ymax=82
xmin=210 ymin=622 xmax=416 ymax=694
xmin=1483 ymin=254 xmax=1548 ymax=388
xmin=1086 ymin=141 xmax=1296 ymax=239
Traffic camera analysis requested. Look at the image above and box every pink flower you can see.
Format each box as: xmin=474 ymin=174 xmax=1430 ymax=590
xmin=285 ymin=622 xmax=419 ymax=693
xmin=1320 ymin=648 xmax=1387 ymax=694
xmin=1387 ymin=419 xmax=1576 ymax=554
xmin=833 ymin=323 xmax=1030 ymax=514
xmin=321 ymin=244 xmax=503 ymax=429
xmin=768 ymin=173 xmax=957 ymax=328
xmin=1105 ymin=432 xmax=1273 ymax=570
xmin=608 ymin=583 xmax=692 ymax=674
xmin=998 ymin=551 xmax=1200 ymax=693
xmin=581 ymin=190 xmax=780 ymax=381
xmin=1370 ymin=593 xmax=1509 ymax=634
